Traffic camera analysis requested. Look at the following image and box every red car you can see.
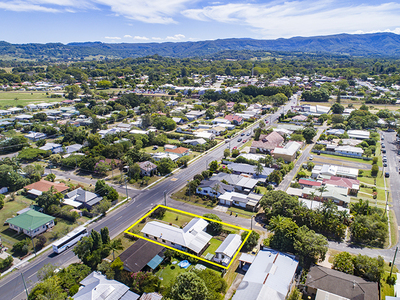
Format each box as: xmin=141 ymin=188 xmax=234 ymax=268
xmin=242 ymin=139 xmax=247 ymax=143
xmin=232 ymin=146 xmax=237 ymax=150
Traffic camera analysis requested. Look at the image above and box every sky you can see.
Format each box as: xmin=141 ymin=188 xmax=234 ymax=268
xmin=0 ymin=0 xmax=400 ymax=44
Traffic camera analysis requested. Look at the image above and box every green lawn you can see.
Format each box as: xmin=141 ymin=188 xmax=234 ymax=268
xmin=319 ymin=153 xmax=372 ymax=164
xmin=156 ymin=259 xmax=193 ymax=286
xmin=171 ymin=186 xmax=218 ymax=208
xmin=161 ymin=211 xmax=193 ymax=228
xmin=389 ymin=210 xmax=398 ymax=248
xmin=227 ymin=206 xmax=256 ymax=219
xmin=0 ymin=91 xmax=61 ymax=108
xmin=130 ymin=176 xmax=162 ymax=189
xmin=203 ymin=238 xmax=223 ymax=257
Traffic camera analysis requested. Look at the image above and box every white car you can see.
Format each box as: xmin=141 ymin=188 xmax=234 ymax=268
xmin=309 ymin=155 xmax=314 ymax=160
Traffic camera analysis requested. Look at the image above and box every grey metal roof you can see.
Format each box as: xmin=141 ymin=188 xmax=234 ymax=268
xmin=65 ymin=188 xmax=102 ymax=206
xmin=232 ymin=249 xmax=298 ymax=300
xmin=228 ymin=163 xmax=274 ymax=177
xmin=197 ymin=180 xmax=234 ymax=194
xmin=73 ymin=271 xmax=138 ymax=300
xmin=215 ymin=234 xmax=242 ymax=257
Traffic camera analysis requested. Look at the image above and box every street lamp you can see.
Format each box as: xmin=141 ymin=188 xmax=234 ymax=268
xmin=164 ymin=190 xmax=167 ymax=206
xmin=251 ymin=215 xmax=255 ymax=230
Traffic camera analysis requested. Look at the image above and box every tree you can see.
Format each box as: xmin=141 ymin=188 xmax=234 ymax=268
xmin=94 ymin=160 xmax=111 ymax=175
xmin=106 ymin=239 xmax=123 ymax=261
xmin=223 ymin=148 xmax=230 ymax=158
xmin=331 ymin=103 xmax=345 ymax=114
xmin=209 ymin=160 xmax=218 ymax=172
xmin=371 ymin=164 xmax=379 ymax=177
xmin=268 ymin=170 xmax=282 ymax=184
xmin=64 ymin=85 xmax=81 ymax=99
xmin=203 ymin=214 xmax=223 ymax=235
xmin=28 ymin=276 xmax=67 ymax=300
xmin=287 ymin=288 xmax=302 ymax=300
xmin=241 ymin=230 xmax=260 ymax=251
xmin=100 ymin=227 xmax=110 ymax=245
xmin=36 ymin=189 xmax=64 ymax=212
xmin=170 ymin=272 xmax=208 ymax=300
xmin=332 ymin=252 xmax=354 ymax=274
xmin=157 ymin=158 xmax=176 ymax=175
xmin=294 ymin=225 xmax=328 ymax=267
xmin=37 ymin=263 xmax=58 ymax=281
xmin=254 ymin=161 xmax=264 ymax=176
xmin=317 ymin=185 xmax=328 ymax=200
xmin=267 ymin=216 xmax=298 ymax=253
xmin=33 ymin=112 xmax=47 ymax=122
xmin=97 ymin=80 xmax=112 ymax=89
xmin=177 ymin=156 xmax=190 ymax=168
xmin=131 ymin=271 xmax=161 ymax=294
xmin=302 ymin=127 xmax=317 ymax=143
xmin=45 ymin=173 xmax=56 ymax=182
xmin=49 ymin=154 xmax=62 ymax=165
xmin=205 ymin=107 xmax=215 ymax=119
xmin=0 ymin=194 xmax=4 ymax=210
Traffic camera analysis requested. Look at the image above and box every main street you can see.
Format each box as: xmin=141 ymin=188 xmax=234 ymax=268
xmin=0 ymin=97 xmax=298 ymax=300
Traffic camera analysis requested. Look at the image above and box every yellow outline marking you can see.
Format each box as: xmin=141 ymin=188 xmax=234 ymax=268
xmin=124 ymin=204 xmax=251 ymax=269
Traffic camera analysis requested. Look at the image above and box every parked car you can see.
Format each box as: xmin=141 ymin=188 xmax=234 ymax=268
xmin=242 ymin=139 xmax=247 ymax=143
xmin=382 ymin=149 xmax=386 ymax=153
xmin=152 ymin=146 xmax=158 ymax=150
xmin=382 ymin=144 xmax=386 ymax=148
xmin=385 ymin=172 xmax=390 ymax=177
xmin=309 ymin=155 xmax=314 ymax=160
xmin=383 ymin=163 xmax=387 ymax=167
xmin=241 ymin=133 xmax=245 ymax=136
xmin=232 ymin=146 xmax=237 ymax=150
xmin=247 ymin=132 xmax=251 ymax=136
xmin=238 ymin=138 xmax=242 ymax=142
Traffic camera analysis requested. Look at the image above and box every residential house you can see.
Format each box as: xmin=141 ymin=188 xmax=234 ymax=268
xmin=347 ymin=130 xmax=370 ymax=140
xmin=302 ymin=186 xmax=350 ymax=207
xmin=311 ymin=164 xmax=358 ymax=179
xmin=73 ymin=271 xmax=140 ymax=300
xmin=218 ymin=192 xmax=263 ymax=211
xmin=141 ymin=218 xmax=212 ymax=256
xmin=305 ymin=265 xmax=378 ymax=300
xmin=211 ymin=173 xmax=258 ymax=194
xmin=233 ymin=249 xmax=298 ymax=300
xmin=292 ymin=115 xmax=308 ymax=122
xmin=326 ymin=129 xmax=345 ymax=136
xmin=196 ymin=180 xmax=234 ymax=197
xmin=137 ymin=161 xmax=158 ymax=177
xmin=140 ymin=293 xmax=163 ymax=300
xmin=65 ymin=144 xmax=83 ymax=154
xmin=250 ymin=132 xmax=284 ymax=154
xmin=117 ymin=123 xmax=133 ymax=132
xmin=224 ymin=114 xmax=244 ymax=125
xmin=63 ymin=188 xmax=103 ymax=210
xmin=15 ymin=114 xmax=33 ymax=121
xmin=273 ymin=141 xmax=302 ymax=162
xmin=39 ymin=142 xmax=63 ymax=154
xmin=298 ymin=178 xmax=322 ymax=188
xmin=227 ymin=163 xmax=274 ymax=181
xmin=194 ymin=131 xmax=215 ymax=140
xmin=172 ymin=117 xmax=183 ymax=124
xmin=322 ymin=176 xmax=360 ymax=195
xmin=25 ymin=131 xmax=47 ymax=141
xmin=213 ymin=234 xmax=242 ymax=266
xmin=119 ymin=239 xmax=165 ymax=273
xmin=212 ymin=118 xmax=231 ymax=125
xmin=208 ymin=126 xmax=226 ymax=136
xmin=8 ymin=210 xmax=55 ymax=238
xmin=334 ymin=145 xmax=364 ymax=157
xmin=152 ymin=152 xmax=180 ymax=162
xmin=165 ymin=146 xmax=190 ymax=158
xmin=24 ymin=180 xmax=69 ymax=198
xmin=183 ymin=138 xmax=207 ymax=146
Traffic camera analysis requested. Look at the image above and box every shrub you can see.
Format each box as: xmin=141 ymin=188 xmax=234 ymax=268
xmin=0 ymin=256 xmax=13 ymax=271
xmin=372 ymin=157 xmax=378 ymax=164
xmin=371 ymin=165 xmax=379 ymax=177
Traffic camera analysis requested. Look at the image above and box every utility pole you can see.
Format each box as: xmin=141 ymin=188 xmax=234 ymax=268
xmin=125 ymin=176 xmax=128 ymax=199
xmin=390 ymin=246 xmax=398 ymax=277
xmin=251 ymin=215 xmax=254 ymax=230
xmin=21 ymin=272 xmax=29 ymax=299
xmin=164 ymin=190 xmax=167 ymax=206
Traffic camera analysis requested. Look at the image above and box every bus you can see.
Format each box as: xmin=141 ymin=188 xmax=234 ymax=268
xmin=52 ymin=227 xmax=88 ymax=254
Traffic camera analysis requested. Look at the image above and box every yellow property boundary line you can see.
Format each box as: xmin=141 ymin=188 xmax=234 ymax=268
xmin=124 ymin=204 xmax=251 ymax=270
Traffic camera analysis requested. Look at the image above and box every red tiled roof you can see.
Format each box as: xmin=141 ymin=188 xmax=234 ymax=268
xmin=165 ymin=147 xmax=189 ymax=154
xmin=225 ymin=114 xmax=243 ymax=123
xmin=299 ymin=178 xmax=322 ymax=187
xmin=24 ymin=180 xmax=69 ymax=193
xmin=251 ymin=132 xmax=284 ymax=150
xmin=322 ymin=176 xmax=360 ymax=189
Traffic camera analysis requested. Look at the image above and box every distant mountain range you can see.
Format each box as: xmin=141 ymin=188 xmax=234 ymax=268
xmin=1 ymin=32 xmax=400 ymax=61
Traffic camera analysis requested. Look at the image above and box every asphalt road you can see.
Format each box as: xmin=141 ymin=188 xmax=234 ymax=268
xmin=0 ymin=97 xmax=298 ymax=300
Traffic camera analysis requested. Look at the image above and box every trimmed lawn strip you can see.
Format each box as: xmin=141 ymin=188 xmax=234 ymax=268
xmin=156 ymin=259 xmax=193 ymax=286
xmin=389 ymin=210 xmax=398 ymax=248
xmin=319 ymin=153 xmax=372 ymax=164
xmin=226 ymin=207 xmax=255 ymax=219
xmin=203 ymin=238 xmax=223 ymax=257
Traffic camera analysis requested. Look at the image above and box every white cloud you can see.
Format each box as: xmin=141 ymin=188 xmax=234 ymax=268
xmin=124 ymin=35 xmax=132 ymax=38
xmin=105 ymin=36 xmax=121 ymax=39
xmin=166 ymin=34 xmax=185 ymax=40
xmin=353 ymin=28 xmax=400 ymax=35
xmin=0 ymin=1 xmax=60 ymax=12
xmin=133 ymin=36 xmax=149 ymax=40
xmin=152 ymin=37 xmax=162 ymax=40
xmin=182 ymin=1 xmax=400 ymax=38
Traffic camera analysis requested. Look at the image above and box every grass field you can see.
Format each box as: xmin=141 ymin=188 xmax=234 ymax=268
xmin=389 ymin=210 xmax=398 ymax=247
xmin=319 ymin=153 xmax=372 ymax=164
xmin=156 ymin=259 xmax=194 ymax=286
xmin=0 ymin=91 xmax=61 ymax=108
xmin=203 ymin=238 xmax=223 ymax=257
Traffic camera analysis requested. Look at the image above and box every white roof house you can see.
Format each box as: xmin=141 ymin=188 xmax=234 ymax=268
xmin=152 ymin=152 xmax=180 ymax=162
xmin=273 ymin=141 xmax=302 ymax=156
xmin=347 ymin=130 xmax=370 ymax=140
xmin=232 ymin=249 xmax=298 ymax=300
xmin=311 ymin=164 xmax=358 ymax=179
xmin=214 ymin=234 xmax=242 ymax=266
xmin=73 ymin=271 xmax=139 ymax=300
xmin=335 ymin=145 xmax=364 ymax=155
xmin=141 ymin=218 xmax=212 ymax=254
xmin=194 ymin=131 xmax=215 ymax=140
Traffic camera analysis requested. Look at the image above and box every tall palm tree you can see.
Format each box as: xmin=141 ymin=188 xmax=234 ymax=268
xmin=309 ymin=191 xmax=316 ymax=210
xmin=106 ymin=239 xmax=124 ymax=261
xmin=317 ymin=186 xmax=328 ymax=200
xmin=254 ymin=161 xmax=264 ymax=176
